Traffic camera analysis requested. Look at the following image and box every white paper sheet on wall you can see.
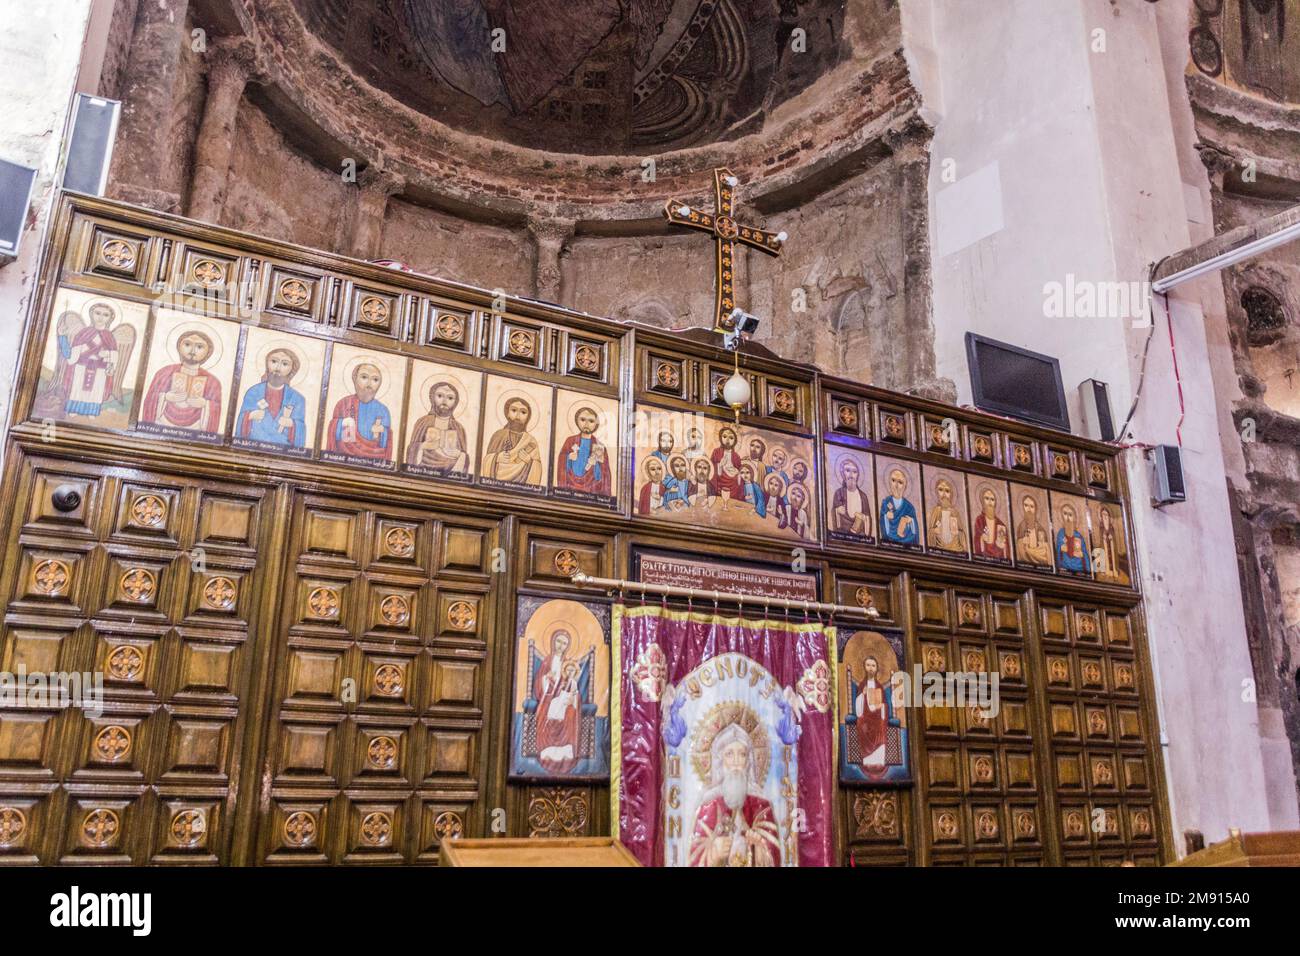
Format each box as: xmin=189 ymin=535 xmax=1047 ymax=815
xmin=935 ymin=160 xmax=1005 ymax=258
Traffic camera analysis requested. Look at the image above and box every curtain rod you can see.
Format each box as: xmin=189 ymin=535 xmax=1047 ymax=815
xmin=569 ymin=571 xmax=879 ymax=619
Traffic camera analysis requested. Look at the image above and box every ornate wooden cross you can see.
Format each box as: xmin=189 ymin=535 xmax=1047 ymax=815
xmin=664 ymin=168 xmax=786 ymax=334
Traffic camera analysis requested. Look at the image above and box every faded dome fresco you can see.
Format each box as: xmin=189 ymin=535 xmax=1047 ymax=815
xmin=293 ymin=0 xmax=851 ymax=153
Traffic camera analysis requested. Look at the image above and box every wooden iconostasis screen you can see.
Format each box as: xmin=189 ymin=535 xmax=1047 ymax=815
xmin=0 ymin=195 xmax=1169 ymax=865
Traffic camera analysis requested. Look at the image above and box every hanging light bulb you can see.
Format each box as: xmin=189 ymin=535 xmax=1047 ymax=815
xmin=722 ymin=370 xmax=750 ymax=408
xmin=723 ymin=342 xmax=750 ymax=422
xmin=723 ymin=372 xmax=750 ymax=418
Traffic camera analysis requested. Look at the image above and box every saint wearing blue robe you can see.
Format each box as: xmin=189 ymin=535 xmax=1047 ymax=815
xmin=880 ymin=494 xmax=919 ymax=545
xmin=237 ymin=380 xmax=307 ymax=447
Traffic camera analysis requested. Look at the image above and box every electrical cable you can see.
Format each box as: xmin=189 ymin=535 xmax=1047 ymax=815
xmin=1115 ymin=255 xmax=1172 ymax=443
xmin=1162 ymin=291 xmax=1186 ymax=446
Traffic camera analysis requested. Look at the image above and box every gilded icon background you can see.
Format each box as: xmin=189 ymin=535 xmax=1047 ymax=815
xmin=633 ymin=406 xmax=818 ymax=542
xmin=874 ymin=456 xmax=922 ymax=550
xmin=321 ymin=343 xmax=407 ymax=468
xmin=1010 ymin=483 xmax=1053 ymax=571
xmin=825 ymin=444 xmax=875 ymax=544
xmin=838 ymin=629 xmax=910 ymax=785
xmin=552 ymin=388 xmax=619 ymax=506
xmin=967 ymin=478 xmax=1012 ymax=565
xmin=1088 ymin=500 xmax=1130 ymax=585
xmin=480 ymin=374 xmax=553 ymax=492
xmin=1050 ymin=491 xmax=1093 ymax=577
xmin=922 ymin=465 xmax=970 ymax=557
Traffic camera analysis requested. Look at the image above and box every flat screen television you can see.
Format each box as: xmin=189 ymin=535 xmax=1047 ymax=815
xmin=965 ymin=333 xmax=1071 ymax=432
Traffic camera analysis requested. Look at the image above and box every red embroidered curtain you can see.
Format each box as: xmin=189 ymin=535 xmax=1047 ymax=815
xmin=613 ymin=604 xmax=836 ymax=867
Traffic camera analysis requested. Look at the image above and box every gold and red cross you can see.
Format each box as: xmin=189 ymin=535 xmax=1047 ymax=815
xmin=664 ymin=167 xmax=786 ymax=334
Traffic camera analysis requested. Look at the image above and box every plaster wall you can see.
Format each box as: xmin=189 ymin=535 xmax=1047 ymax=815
xmin=0 ymin=0 xmax=95 ymax=470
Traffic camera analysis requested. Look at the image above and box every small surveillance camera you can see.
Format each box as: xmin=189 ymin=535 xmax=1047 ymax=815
xmin=728 ymin=308 xmax=760 ymax=335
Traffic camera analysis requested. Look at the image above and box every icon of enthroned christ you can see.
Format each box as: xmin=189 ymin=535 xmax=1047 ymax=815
xmin=688 ymin=721 xmax=781 ymax=867
xmin=37 ymin=301 xmax=136 ymax=422
xmin=852 ymin=656 xmax=891 ymax=772
xmin=555 ymin=405 xmax=610 ymax=496
xmin=327 ymin=361 xmax=393 ymax=462
xmin=141 ymin=326 xmax=223 ymax=433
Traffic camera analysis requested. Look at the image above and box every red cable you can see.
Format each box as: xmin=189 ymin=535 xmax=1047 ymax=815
xmin=1161 ymin=292 xmax=1185 ymax=447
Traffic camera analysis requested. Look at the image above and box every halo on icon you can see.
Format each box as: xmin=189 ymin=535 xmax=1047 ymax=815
xmin=164 ymin=319 xmax=224 ymax=369
xmin=340 ymin=351 xmax=392 ymax=401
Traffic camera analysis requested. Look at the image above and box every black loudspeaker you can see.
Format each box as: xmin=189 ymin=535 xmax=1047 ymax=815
xmin=1151 ymin=444 xmax=1186 ymax=506
xmin=1078 ymin=378 xmax=1116 ymax=442
xmin=62 ymin=93 xmax=120 ymax=196
xmin=0 ymin=158 xmax=38 ymax=264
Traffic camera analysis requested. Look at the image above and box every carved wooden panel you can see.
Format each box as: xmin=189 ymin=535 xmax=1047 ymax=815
xmin=523 ymin=526 xmax=612 ymax=586
xmin=0 ymin=455 xmax=269 ymax=864
xmin=915 ymin=583 xmax=1045 ymax=865
xmin=256 ymin=493 xmax=497 ymax=863
xmin=347 ymin=285 xmax=402 ymax=336
xmin=86 ymin=225 xmax=152 ymax=285
xmin=1041 ymin=602 xmax=1159 ymax=864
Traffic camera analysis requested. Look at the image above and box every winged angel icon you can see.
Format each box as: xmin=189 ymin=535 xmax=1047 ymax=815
xmin=35 ymin=301 xmax=137 ymax=422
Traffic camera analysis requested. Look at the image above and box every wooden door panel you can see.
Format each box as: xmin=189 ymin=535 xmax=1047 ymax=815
xmin=255 ymin=493 xmax=499 ymax=864
xmin=0 ymin=455 xmax=272 ymax=865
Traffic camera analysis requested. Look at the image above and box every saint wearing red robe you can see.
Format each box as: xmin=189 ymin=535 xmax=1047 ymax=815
xmin=326 ymin=362 xmax=393 ymax=462
xmin=533 ymin=628 xmax=582 ymax=774
xmin=710 ymin=426 xmax=745 ymax=501
xmin=854 ymin=657 xmax=890 ymax=776
xmin=972 ymin=485 xmax=1010 ymax=560
xmin=140 ymin=329 xmax=222 ymax=432
xmin=555 ymin=405 xmax=610 ymax=496
xmin=637 ymin=457 xmax=666 ymax=514
xmin=687 ymin=723 xmax=781 ymax=867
